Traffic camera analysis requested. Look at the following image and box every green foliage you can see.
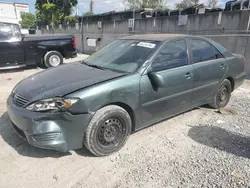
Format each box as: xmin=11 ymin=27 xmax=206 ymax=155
xmin=21 ymin=13 xmax=36 ymax=28
xmin=35 ymin=10 xmax=44 ymax=20
xmin=83 ymin=12 xmax=94 ymax=17
xmin=175 ymin=0 xmax=199 ymax=9
xmin=141 ymin=0 xmax=166 ymax=9
xmin=64 ymin=16 xmax=78 ymax=24
xmin=42 ymin=3 xmax=56 ymax=24
xmin=35 ymin=0 xmax=78 ymax=25
xmin=124 ymin=0 xmax=167 ymax=9
xmin=124 ymin=0 xmax=142 ymax=9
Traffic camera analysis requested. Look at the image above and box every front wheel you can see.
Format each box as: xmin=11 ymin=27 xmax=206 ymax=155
xmin=209 ymin=79 xmax=232 ymax=109
xmin=84 ymin=105 xmax=132 ymax=157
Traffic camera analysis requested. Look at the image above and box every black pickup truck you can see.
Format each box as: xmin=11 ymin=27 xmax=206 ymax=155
xmin=0 ymin=19 xmax=77 ymax=69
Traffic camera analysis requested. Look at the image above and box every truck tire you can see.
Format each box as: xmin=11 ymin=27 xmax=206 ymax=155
xmin=44 ymin=51 xmax=63 ymax=68
xmin=84 ymin=105 xmax=132 ymax=157
xmin=209 ymin=79 xmax=232 ymax=109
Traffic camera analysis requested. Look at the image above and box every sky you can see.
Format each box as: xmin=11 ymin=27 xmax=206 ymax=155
xmin=0 ymin=0 xmax=227 ymax=15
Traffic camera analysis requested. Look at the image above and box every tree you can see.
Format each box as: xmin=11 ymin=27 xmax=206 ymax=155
xmin=35 ymin=0 xmax=78 ymax=25
xmin=124 ymin=0 xmax=167 ymax=9
xmin=21 ymin=13 xmax=36 ymax=28
xmin=64 ymin=15 xmax=78 ymax=25
xmin=83 ymin=12 xmax=94 ymax=16
xmin=207 ymin=0 xmax=218 ymax=8
xmin=36 ymin=3 xmax=56 ymax=25
xmin=123 ymin=0 xmax=141 ymax=9
xmin=175 ymin=0 xmax=199 ymax=9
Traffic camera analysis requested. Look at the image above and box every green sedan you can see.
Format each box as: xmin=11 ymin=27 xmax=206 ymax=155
xmin=7 ymin=34 xmax=246 ymax=156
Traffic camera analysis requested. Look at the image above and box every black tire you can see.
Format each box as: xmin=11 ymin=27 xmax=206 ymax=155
xmin=84 ymin=105 xmax=132 ymax=157
xmin=209 ymin=79 xmax=232 ymax=109
xmin=44 ymin=51 xmax=63 ymax=68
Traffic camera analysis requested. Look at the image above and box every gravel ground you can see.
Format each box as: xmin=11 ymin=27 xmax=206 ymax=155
xmin=0 ymin=62 xmax=250 ymax=187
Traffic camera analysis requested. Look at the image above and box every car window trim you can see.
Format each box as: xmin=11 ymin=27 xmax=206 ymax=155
xmin=191 ymin=57 xmax=226 ymax=66
xmin=152 ymin=63 xmax=193 ymax=74
xmin=212 ymin=45 xmax=225 ymax=59
xmin=187 ymin=38 xmax=225 ymax=65
xmin=0 ymin=22 xmax=15 ymax=42
xmin=188 ymin=38 xmax=215 ymax=64
xmin=147 ymin=38 xmax=190 ymax=73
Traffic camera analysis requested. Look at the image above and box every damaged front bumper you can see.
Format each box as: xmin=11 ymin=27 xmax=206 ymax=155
xmin=7 ymin=95 xmax=92 ymax=152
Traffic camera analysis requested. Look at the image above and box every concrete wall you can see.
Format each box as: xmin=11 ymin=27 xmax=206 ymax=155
xmin=47 ymin=10 xmax=250 ymax=76
xmin=77 ymin=10 xmax=250 ymax=54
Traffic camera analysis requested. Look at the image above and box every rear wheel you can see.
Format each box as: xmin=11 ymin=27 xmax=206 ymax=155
xmin=84 ymin=105 xmax=132 ymax=157
xmin=209 ymin=79 xmax=232 ymax=109
xmin=44 ymin=51 xmax=63 ymax=68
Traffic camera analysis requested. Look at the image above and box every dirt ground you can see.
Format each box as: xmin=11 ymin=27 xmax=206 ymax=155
xmin=1 ymin=60 xmax=250 ymax=187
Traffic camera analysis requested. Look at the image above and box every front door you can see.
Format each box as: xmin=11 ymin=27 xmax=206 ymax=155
xmin=0 ymin=22 xmax=24 ymax=68
xmin=187 ymin=39 xmax=227 ymax=105
xmin=139 ymin=39 xmax=194 ymax=128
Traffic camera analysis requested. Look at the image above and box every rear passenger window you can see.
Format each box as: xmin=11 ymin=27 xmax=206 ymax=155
xmin=152 ymin=40 xmax=188 ymax=72
xmin=190 ymin=39 xmax=215 ymax=63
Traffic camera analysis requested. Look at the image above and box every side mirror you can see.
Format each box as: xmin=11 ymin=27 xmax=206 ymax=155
xmin=148 ymin=71 xmax=165 ymax=88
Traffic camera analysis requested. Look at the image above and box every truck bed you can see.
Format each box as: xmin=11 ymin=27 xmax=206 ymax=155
xmin=23 ymin=34 xmax=73 ymax=41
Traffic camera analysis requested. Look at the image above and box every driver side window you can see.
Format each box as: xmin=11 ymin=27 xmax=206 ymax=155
xmin=151 ymin=40 xmax=188 ymax=72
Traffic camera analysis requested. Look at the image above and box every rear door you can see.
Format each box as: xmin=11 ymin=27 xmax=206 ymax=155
xmin=188 ymin=39 xmax=227 ymax=106
xmin=140 ymin=39 xmax=194 ymax=127
xmin=0 ymin=23 xmax=24 ymax=68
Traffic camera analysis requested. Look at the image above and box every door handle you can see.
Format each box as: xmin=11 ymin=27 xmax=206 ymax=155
xmin=185 ymin=72 xmax=192 ymax=79
xmin=220 ymin=64 xmax=225 ymax=69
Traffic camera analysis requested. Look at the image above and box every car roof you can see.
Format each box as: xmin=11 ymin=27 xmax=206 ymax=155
xmin=0 ymin=17 xmax=19 ymax=25
xmin=123 ymin=33 xmax=233 ymax=59
xmin=121 ymin=34 xmax=202 ymax=41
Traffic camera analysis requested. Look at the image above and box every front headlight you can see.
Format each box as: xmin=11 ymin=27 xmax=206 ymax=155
xmin=26 ymin=98 xmax=79 ymax=112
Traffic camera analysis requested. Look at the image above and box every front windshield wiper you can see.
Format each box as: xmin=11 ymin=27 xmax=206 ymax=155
xmin=82 ymin=61 xmax=130 ymax=74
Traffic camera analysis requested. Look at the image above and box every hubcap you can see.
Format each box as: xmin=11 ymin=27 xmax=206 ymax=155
xmin=218 ymin=86 xmax=228 ymax=103
xmin=97 ymin=118 xmax=124 ymax=146
xmin=49 ymin=55 xmax=60 ymax=67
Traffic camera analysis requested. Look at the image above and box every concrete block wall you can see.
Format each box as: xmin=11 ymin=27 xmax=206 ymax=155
xmin=50 ymin=10 xmax=250 ymax=53
xmin=48 ymin=10 xmax=250 ymax=76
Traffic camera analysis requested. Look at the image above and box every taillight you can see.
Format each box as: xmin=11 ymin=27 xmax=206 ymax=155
xmin=244 ymin=58 xmax=247 ymax=69
xmin=72 ymin=37 xmax=76 ymax=49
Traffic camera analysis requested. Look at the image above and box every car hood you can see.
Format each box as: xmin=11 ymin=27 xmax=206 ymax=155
xmin=15 ymin=63 xmax=127 ymax=101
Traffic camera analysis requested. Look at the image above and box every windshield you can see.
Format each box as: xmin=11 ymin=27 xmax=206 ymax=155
xmin=84 ymin=39 xmax=160 ymax=73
